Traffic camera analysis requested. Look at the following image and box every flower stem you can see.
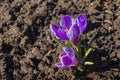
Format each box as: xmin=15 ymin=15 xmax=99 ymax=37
xmin=52 ymin=36 xmax=65 ymax=46
xmin=78 ymin=36 xmax=82 ymax=58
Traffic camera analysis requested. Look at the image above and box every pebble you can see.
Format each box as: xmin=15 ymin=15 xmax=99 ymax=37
xmin=110 ymin=52 xmax=115 ymax=58
xmin=112 ymin=58 xmax=117 ymax=61
xmin=115 ymin=40 xmax=120 ymax=46
xmin=116 ymin=51 xmax=120 ymax=59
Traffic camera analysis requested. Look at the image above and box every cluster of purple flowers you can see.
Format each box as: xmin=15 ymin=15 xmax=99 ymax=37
xmin=50 ymin=14 xmax=87 ymax=68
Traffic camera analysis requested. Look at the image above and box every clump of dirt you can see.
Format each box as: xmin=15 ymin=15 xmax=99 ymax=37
xmin=0 ymin=0 xmax=120 ymax=80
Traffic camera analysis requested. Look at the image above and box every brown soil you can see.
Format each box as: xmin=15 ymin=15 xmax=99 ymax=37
xmin=0 ymin=0 xmax=120 ymax=80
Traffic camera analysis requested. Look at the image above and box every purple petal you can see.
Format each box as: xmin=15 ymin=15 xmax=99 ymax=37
xmin=72 ymin=18 xmax=76 ymax=26
xmin=50 ymin=24 xmax=59 ymax=36
xmin=76 ymin=14 xmax=87 ymax=33
xmin=56 ymin=28 xmax=69 ymax=40
xmin=50 ymin=24 xmax=69 ymax=41
xmin=67 ymin=24 xmax=80 ymax=40
xmin=63 ymin=46 xmax=75 ymax=60
xmin=61 ymin=55 xmax=73 ymax=66
xmin=73 ymin=38 xmax=78 ymax=47
xmin=59 ymin=52 xmax=67 ymax=58
xmin=56 ymin=47 xmax=77 ymax=68
xmin=55 ymin=62 xmax=67 ymax=68
xmin=60 ymin=15 xmax=73 ymax=29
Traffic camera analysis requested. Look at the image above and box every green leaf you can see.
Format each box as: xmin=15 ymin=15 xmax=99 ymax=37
xmin=84 ymin=48 xmax=92 ymax=58
xmin=77 ymin=66 xmax=83 ymax=72
xmin=68 ymin=40 xmax=74 ymax=49
xmin=84 ymin=61 xmax=94 ymax=65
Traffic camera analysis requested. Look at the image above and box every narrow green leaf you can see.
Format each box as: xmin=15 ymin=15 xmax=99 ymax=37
xmin=84 ymin=48 xmax=92 ymax=58
xmin=68 ymin=41 xmax=74 ymax=49
xmin=77 ymin=66 xmax=83 ymax=72
xmin=84 ymin=61 xmax=94 ymax=65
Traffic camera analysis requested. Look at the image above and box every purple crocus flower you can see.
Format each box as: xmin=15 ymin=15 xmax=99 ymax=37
xmin=55 ymin=46 xmax=77 ymax=68
xmin=50 ymin=14 xmax=87 ymax=41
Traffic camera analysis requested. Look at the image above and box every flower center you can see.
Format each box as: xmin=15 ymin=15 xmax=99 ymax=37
xmin=65 ymin=28 xmax=69 ymax=32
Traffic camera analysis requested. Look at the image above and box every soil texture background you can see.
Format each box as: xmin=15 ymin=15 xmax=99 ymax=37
xmin=0 ymin=0 xmax=120 ymax=80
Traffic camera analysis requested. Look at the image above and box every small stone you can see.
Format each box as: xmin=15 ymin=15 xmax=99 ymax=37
xmin=116 ymin=52 xmax=120 ymax=59
xmin=111 ymin=68 xmax=119 ymax=72
xmin=71 ymin=75 xmax=75 ymax=80
xmin=115 ymin=40 xmax=120 ymax=46
xmin=110 ymin=52 xmax=115 ymax=58
xmin=112 ymin=58 xmax=117 ymax=61
xmin=33 ymin=70 xmax=38 ymax=74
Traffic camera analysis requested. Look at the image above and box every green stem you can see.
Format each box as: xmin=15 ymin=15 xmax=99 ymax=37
xmin=84 ymin=48 xmax=92 ymax=59
xmin=52 ymin=36 xmax=65 ymax=46
xmin=78 ymin=36 xmax=82 ymax=58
